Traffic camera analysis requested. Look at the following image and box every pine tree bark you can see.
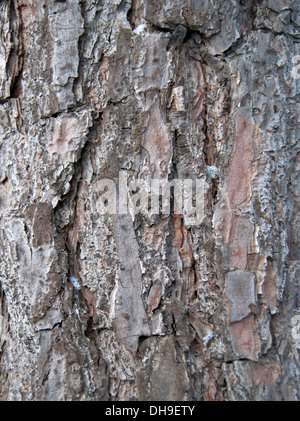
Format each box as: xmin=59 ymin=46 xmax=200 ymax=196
xmin=0 ymin=0 xmax=300 ymax=401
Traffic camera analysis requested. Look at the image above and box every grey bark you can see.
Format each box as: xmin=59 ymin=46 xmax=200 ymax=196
xmin=0 ymin=0 xmax=300 ymax=401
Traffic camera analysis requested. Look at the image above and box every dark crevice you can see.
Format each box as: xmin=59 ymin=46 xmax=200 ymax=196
xmin=170 ymin=129 xmax=179 ymax=180
xmin=41 ymin=370 xmax=50 ymax=386
xmin=53 ymin=112 xmax=96 ymax=297
xmin=7 ymin=0 xmax=24 ymax=100
xmin=43 ymin=103 xmax=90 ymax=120
xmin=202 ymin=97 xmax=214 ymax=167
xmin=148 ymin=22 xmax=173 ymax=34
xmin=0 ymin=284 xmax=8 ymax=360
xmin=36 ymin=321 xmax=63 ymax=333
xmin=126 ymin=0 xmax=137 ymax=29
xmin=127 ymin=0 xmax=145 ymax=30
xmin=221 ymin=33 xmax=250 ymax=58
xmin=65 ymin=142 xmax=90 ymax=284
xmin=0 ymin=98 xmax=11 ymax=105
xmin=84 ymin=316 xmax=94 ymax=337
xmin=55 ymin=111 xmax=101 ymax=297
xmin=127 ymin=7 xmax=135 ymax=30
xmin=49 ymin=106 xmax=81 ymax=119
xmin=183 ymin=28 xmax=194 ymax=44
xmin=74 ymin=0 xmax=86 ymax=105
xmin=137 ymin=335 xmax=151 ymax=348
xmin=10 ymin=70 xmax=23 ymax=98
xmin=107 ymin=94 xmax=131 ymax=105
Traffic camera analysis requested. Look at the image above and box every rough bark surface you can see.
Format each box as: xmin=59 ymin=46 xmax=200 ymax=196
xmin=0 ymin=0 xmax=300 ymax=401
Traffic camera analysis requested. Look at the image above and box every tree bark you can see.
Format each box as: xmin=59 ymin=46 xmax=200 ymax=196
xmin=0 ymin=0 xmax=300 ymax=401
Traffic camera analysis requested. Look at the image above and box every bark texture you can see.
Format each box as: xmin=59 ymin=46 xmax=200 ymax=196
xmin=0 ymin=0 xmax=300 ymax=401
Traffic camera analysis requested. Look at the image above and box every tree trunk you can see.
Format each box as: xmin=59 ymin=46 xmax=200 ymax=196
xmin=0 ymin=0 xmax=300 ymax=401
